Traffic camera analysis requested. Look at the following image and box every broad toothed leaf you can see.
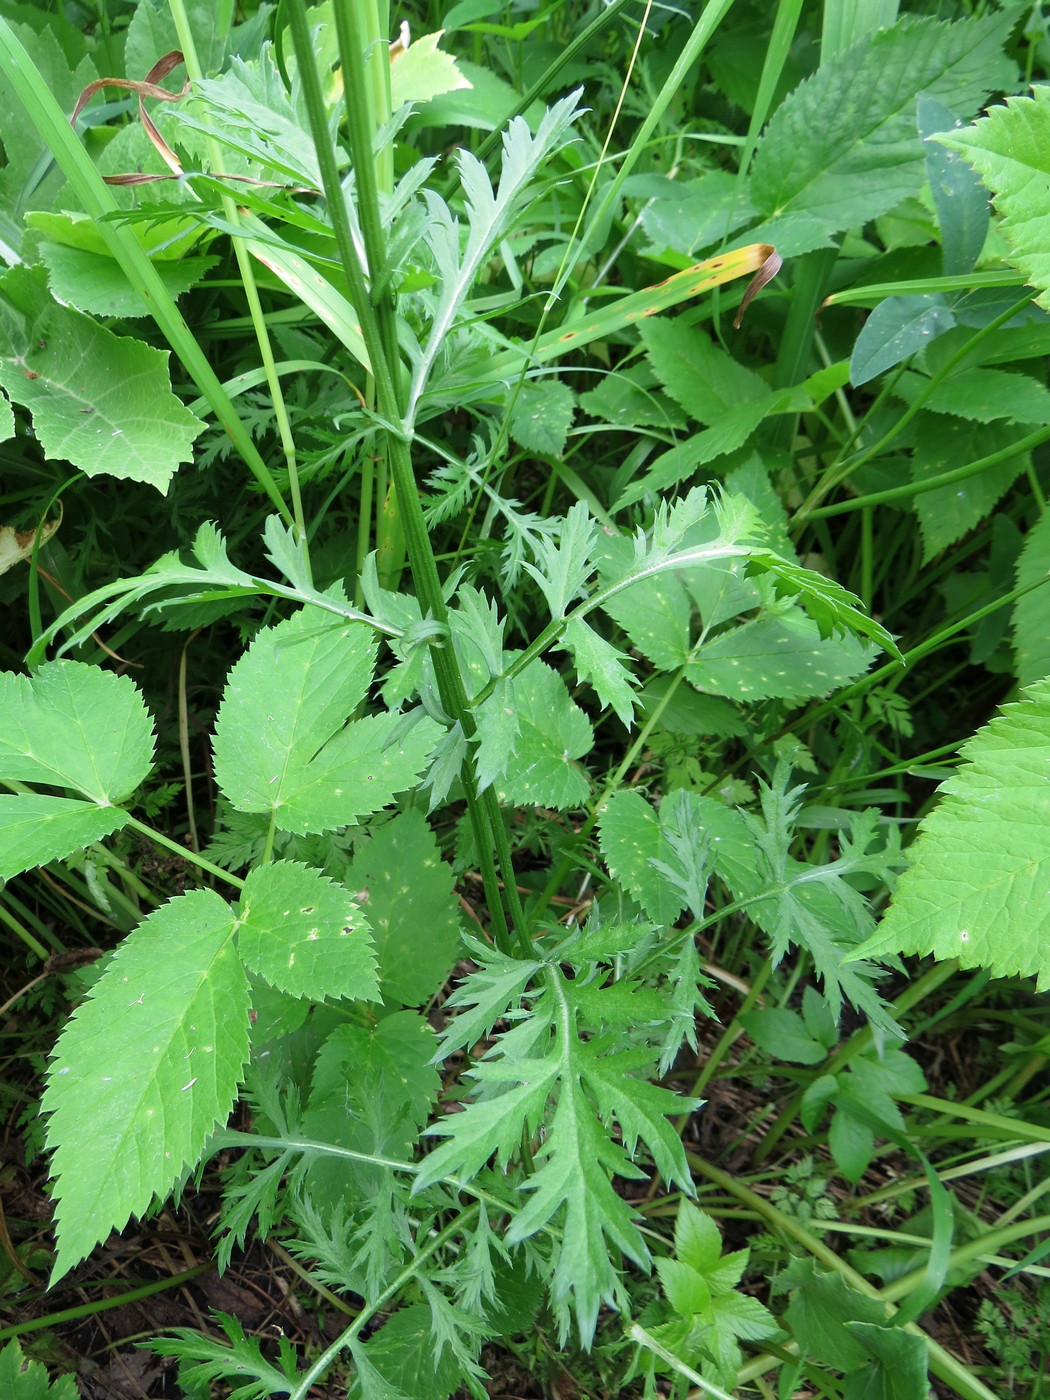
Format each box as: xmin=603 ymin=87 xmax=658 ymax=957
xmin=43 ymin=890 xmax=250 ymax=1278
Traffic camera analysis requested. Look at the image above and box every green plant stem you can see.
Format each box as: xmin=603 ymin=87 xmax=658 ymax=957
xmin=0 ymin=1262 xmax=212 ymax=1342
xmin=880 ymin=1213 xmax=1050 ymax=1304
xmin=691 ymin=1157 xmax=998 ymax=1400
xmin=471 ymin=0 xmax=638 ymax=166
xmin=629 ymin=1323 xmax=737 ymax=1400
xmin=752 ymin=960 xmax=959 ymax=1165
xmin=0 ymin=19 xmax=292 ymax=525
xmin=794 ymin=292 xmax=1036 ymax=521
xmin=123 ymin=815 xmax=245 ymax=892
xmin=0 ymin=899 xmax=49 ymax=961
xmin=716 ymin=570 xmax=1050 ymax=792
xmin=804 ymin=420 xmax=1050 ymax=520
xmin=166 ymin=0 xmax=309 ymax=555
xmin=900 ymin=1093 xmax=1050 ymax=1146
xmin=550 ymin=0 xmax=739 ymax=299
xmin=285 ymin=0 xmax=526 ymax=954
xmin=287 ymin=1207 xmax=481 ymax=1400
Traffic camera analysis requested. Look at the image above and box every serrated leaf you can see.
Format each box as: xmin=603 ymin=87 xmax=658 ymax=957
xmin=0 ymin=271 xmax=205 ymax=490
xmin=507 ymin=378 xmax=576 ymax=456
xmin=0 ymin=795 xmax=130 ymax=881
xmin=303 ymin=1012 xmax=439 ymax=1213
xmin=939 ymin=85 xmax=1050 ymax=311
xmin=1013 ymin=509 xmax=1050 ymax=686
xmin=391 ymin=30 xmax=473 ymax=109
xmin=345 ymin=810 xmax=461 ymax=1006
xmin=43 ymin=889 xmax=250 ymax=1278
xmin=473 ymin=677 xmax=521 ymax=793
xmin=0 ymin=661 xmax=154 ymax=799
xmin=894 ymin=367 xmax=1050 ymax=425
xmin=236 ymin=860 xmax=378 ymax=1002
xmin=854 ymin=678 xmax=1050 ymax=988
xmin=910 ymin=415 xmax=1028 ymax=562
xmin=844 ymin=1321 xmax=928 ymax=1400
xmin=40 ymin=243 xmax=217 ymax=319
xmin=829 ymin=1107 xmax=876 ymax=1183
xmin=493 ymin=660 xmax=592 ymax=808
xmin=639 ymin=318 xmax=767 ymax=425
xmin=750 ymin=12 xmax=1016 ymax=254
xmin=559 ymin=616 xmax=638 ymax=727
xmin=0 ymin=1341 xmax=78 ymax=1399
xmin=597 ymin=536 xmax=691 ymax=671
xmin=783 ymin=1261 xmax=887 ymax=1371
xmin=739 ymin=1008 xmax=826 ymax=1065
xmin=687 ymin=606 xmax=873 ymax=703
xmin=213 ymin=608 xmax=439 ymax=833
xmin=599 ymin=789 xmax=686 ymax=927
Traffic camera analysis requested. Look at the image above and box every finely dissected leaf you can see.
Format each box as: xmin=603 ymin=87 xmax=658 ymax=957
xmin=172 ymin=54 xmax=323 ymax=187
xmin=0 ymin=795 xmax=130 ymax=881
xmin=686 ymin=606 xmax=873 ymax=703
xmin=559 ymin=617 xmax=638 ymax=727
xmin=421 ymin=967 xmax=695 ymax=1342
xmin=1013 ymin=510 xmax=1050 ymax=686
xmin=855 ymin=678 xmax=1050 ymax=987
xmin=149 ymin=1313 xmax=302 ymax=1400
xmin=749 ymin=11 xmax=1016 ymax=254
xmin=0 ymin=661 xmax=154 ymax=799
xmin=344 ymin=810 xmax=461 ymax=1006
xmin=850 ymin=295 xmax=957 ymax=387
xmin=493 ymin=660 xmax=592 ymax=808
xmin=523 ymin=502 xmax=598 ymax=622
xmin=599 ymin=789 xmax=687 ymax=927
xmin=236 ymin=860 xmax=378 ymax=1003
xmin=918 ymin=95 xmax=990 ymax=277
xmin=0 ymin=1341 xmax=78 ymax=1399
xmin=43 ymin=890 xmax=250 ymax=1278
xmin=430 ymin=935 xmax=542 ymax=1058
xmin=939 ymin=85 xmax=1050 ymax=311
xmin=212 ymin=608 xmax=438 ymax=833
xmin=408 ymin=91 xmax=584 ymax=424
xmin=697 ymin=791 xmax=897 ymax=1033
xmin=0 ymin=272 xmax=205 ymax=491
xmin=508 ymin=378 xmax=576 ymax=456
xmin=302 ymin=1012 xmax=439 ymax=1216
xmin=909 ymin=415 xmax=1029 ymax=562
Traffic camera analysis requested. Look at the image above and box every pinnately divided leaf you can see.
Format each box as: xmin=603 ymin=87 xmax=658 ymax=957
xmin=212 ymin=607 xmax=439 ymax=833
xmin=0 ymin=662 xmax=155 ymax=879
xmin=43 ymin=890 xmax=251 ymax=1279
xmin=417 ymin=965 xmax=695 ymax=1343
xmin=854 ymin=678 xmax=1050 ymax=987
xmin=939 ymin=85 xmax=1050 ymax=311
